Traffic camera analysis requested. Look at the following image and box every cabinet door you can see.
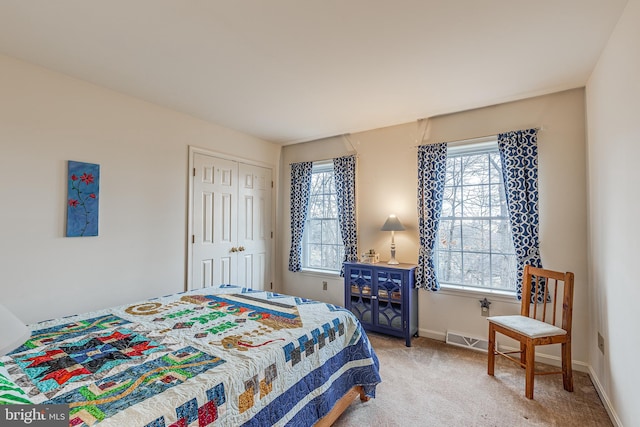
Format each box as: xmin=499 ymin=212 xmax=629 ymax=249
xmin=346 ymin=266 xmax=374 ymax=326
xmin=375 ymin=269 xmax=403 ymax=331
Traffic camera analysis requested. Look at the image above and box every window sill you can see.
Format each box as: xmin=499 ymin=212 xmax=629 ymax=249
xmin=299 ymin=269 xmax=341 ymax=279
xmin=435 ymin=284 xmax=519 ymax=304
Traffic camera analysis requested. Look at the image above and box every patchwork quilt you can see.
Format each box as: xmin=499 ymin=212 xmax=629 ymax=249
xmin=0 ymin=286 xmax=380 ymax=426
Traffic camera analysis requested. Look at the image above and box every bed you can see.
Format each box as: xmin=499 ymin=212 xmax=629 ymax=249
xmin=0 ymin=285 xmax=380 ymax=426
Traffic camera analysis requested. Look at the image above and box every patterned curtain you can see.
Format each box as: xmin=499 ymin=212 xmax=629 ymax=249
xmin=333 ymin=155 xmax=358 ymax=276
xmin=416 ymin=143 xmax=448 ymax=290
xmin=497 ymin=129 xmax=544 ymax=301
xmin=288 ymin=161 xmax=313 ymax=272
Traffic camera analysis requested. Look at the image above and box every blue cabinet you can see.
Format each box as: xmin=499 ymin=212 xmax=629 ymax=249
xmin=344 ymin=262 xmax=418 ymax=347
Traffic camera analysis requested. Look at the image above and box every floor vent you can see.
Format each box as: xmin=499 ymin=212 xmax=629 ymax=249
xmin=445 ymin=331 xmax=489 ymax=352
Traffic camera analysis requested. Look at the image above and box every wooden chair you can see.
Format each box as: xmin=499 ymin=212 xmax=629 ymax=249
xmin=487 ymin=265 xmax=574 ymax=399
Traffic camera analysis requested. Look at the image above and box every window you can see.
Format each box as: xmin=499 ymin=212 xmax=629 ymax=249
xmin=435 ymin=141 xmax=517 ymax=292
xmin=302 ymin=162 xmax=344 ymax=272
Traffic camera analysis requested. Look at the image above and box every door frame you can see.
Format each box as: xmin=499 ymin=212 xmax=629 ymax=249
xmin=187 ymin=146 xmax=276 ymax=291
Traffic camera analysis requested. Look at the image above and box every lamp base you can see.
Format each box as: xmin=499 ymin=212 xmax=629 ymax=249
xmin=388 ymin=246 xmax=399 ymax=265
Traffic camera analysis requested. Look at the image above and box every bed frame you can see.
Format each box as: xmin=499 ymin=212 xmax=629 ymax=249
xmin=315 ymin=386 xmax=369 ymax=426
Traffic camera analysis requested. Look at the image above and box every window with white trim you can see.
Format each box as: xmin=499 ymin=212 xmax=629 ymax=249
xmin=435 ymin=140 xmax=517 ymax=292
xmin=302 ymin=162 xmax=344 ymax=273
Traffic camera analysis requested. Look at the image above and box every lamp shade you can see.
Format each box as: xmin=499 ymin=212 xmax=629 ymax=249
xmin=0 ymin=304 xmax=30 ymax=356
xmin=381 ymin=215 xmax=405 ymax=231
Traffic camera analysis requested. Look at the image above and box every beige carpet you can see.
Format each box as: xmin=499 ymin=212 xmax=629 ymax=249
xmin=333 ymin=333 xmax=612 ymax=427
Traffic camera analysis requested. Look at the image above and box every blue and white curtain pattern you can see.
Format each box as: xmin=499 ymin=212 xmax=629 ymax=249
xmin=416 ymin=143 xmax=448 ymax=290
xmin=288 ymin=161 xmax=313 ymax=272
xmin=497 ymin=128 xmax=544 ymax=301
xmin=333 ymin=155 xmax=358 ymax=276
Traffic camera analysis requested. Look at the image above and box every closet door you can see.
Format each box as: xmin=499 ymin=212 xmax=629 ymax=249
xmin=192 ymin=153 xmax=238 ymax=288
xmin=237 ymin=163 xmax=272 ymax=290
xmin=191 ymin=151 xmax=273 ymax=290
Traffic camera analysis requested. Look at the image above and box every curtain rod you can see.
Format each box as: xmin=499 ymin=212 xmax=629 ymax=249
xmin=289 ymin=154 xmax=358 ymax=165
xmin=415 ymin=126 xmax=542 ymax=148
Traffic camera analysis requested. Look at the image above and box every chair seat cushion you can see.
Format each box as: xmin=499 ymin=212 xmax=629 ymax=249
xmin=487 ymin=315 xmax=567 ymax=338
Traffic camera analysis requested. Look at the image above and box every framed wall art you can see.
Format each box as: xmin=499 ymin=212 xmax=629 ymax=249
xmin=66 ymin=160 xmax=100 ymax=237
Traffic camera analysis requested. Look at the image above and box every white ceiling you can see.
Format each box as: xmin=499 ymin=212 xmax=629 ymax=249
xmin=0 ymin=1 xmax=629 ymax=144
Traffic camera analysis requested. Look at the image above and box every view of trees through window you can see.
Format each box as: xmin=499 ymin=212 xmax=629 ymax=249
xmin=302 ymin=163 xmax=344 ymax=272
xmin=436 ymin=143 xmax=517 ymax=291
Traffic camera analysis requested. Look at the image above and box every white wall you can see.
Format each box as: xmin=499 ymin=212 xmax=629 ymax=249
xmin=586 ymin=0 xmax=640 ymax=425
xmin=0 ymin=54 xmax=280 ymax=324
xmin=279 ymin=89 xmax=590 ymax=367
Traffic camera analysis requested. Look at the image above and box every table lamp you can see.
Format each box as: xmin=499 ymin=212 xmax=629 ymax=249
xmin=0 ymin=304 xmax=30 ymax=356
xmin=381 ymin=214 xmax=405 ymax=265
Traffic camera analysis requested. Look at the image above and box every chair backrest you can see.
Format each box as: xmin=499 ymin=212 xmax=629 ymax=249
xmin=521 ymin=265 xmax=575 ymax=334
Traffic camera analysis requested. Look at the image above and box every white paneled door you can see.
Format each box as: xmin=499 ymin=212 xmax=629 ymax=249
xmin=191 ymin=152 xmax=272 ymax=290
xmin=237 ymin=163 xmax=271 ymax=290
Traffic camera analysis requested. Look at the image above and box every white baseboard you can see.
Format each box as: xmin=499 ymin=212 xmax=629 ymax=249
xmin=419 ymin=328 xmax=446 ymax=342
xmin=588 ymin=366 xmax=623 ymax=427
xmin=419 ymin=327 xmax=590 ymax=372
xmin=497 ymin=344 xmax=590 ymax=373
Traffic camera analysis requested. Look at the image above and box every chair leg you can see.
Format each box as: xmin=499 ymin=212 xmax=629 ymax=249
xmin=520 ymin=342 xmax=527 ymax=367
xmin=487 ymin=324 xmax=496 ymax=376
xmin=525 ymin=341 xmax=535 ymax=399
xmin=562 ymin=341 xmax=574 ymax=392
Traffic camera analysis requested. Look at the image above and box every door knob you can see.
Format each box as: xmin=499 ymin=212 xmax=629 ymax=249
xmin=230 ymin=247 xmax=238 ymax=252
xmin=238 ymin=246 xmax=245 ymax=252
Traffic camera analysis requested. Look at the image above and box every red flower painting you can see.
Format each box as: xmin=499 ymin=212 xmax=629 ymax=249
xmin=67 ymin=161 xmax=100 ymax=237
